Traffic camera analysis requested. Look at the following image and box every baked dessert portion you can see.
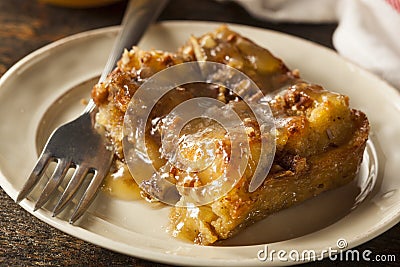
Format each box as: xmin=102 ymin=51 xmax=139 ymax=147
xmin=168 ymin=82 xmax=369 ymax=245
xmin=92 ymin=25 xmax=297 ymax=159
xmin=91 ymin=25 xmax=369 ymax=245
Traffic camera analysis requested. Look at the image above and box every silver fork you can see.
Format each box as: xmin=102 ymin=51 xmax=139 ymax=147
xmin=16 ymin=0 xmax=169 ymax=223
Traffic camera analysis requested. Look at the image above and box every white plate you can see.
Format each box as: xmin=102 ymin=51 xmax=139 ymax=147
xmin=1 ymin=21 xmax=399 ymax=266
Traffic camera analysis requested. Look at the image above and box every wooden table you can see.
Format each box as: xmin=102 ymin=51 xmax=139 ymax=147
xmin=0 ymin=0 xmax=398 ymax=266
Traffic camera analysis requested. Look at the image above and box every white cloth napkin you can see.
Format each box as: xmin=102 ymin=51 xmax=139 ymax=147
xmin=333 ymin=0 xmax=400 ymax=89
xmin=232 ymin=0 xmax=400 ymax=89
xmin=233 ymin=0 xmax=337 ymax=23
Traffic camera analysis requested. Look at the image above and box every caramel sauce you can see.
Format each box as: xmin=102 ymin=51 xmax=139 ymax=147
xmin=101 ymin=161 xmax=141 ymax=201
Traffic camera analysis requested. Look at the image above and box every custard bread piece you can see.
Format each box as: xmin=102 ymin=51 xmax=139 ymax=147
xmin=168 ymin=82 xmax=369 ymax=245
xmin=90 ymin=26 xmax=369 ymax=245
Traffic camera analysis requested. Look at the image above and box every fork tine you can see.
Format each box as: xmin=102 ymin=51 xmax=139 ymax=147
xmin=33 ymin=158 xmax=71 ymax=211
xmin=69 ymin=170 xmax=106 ymax=224
xmin=52 ymin=165 xmax=89 ymax=217
xmin=16 ymin=152 xmax=52 ymax=203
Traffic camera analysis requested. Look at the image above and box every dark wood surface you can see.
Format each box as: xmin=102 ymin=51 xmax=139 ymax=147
xmin=0 ymin=0 xmax=398 ymax=266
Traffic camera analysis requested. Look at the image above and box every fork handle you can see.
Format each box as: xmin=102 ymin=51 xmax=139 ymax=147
xmin=84 ymin=0 xmax=169 ymax=114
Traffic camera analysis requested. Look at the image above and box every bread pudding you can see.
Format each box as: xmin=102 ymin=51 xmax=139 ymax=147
xmin=91 ymin=25 xmax=369 ymax=245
